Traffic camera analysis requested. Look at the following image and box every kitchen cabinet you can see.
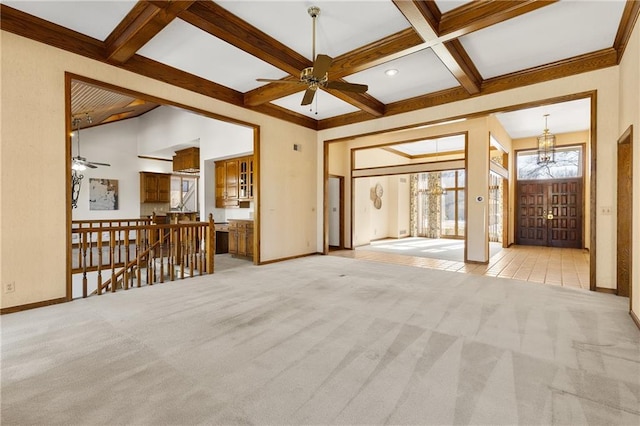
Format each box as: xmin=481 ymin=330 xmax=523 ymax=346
xmin=173 ymin=147 xmax=199 ymax=173
xmin=215 ymin=155 xmax=254 ymax=208
xmin=228 ymin=219 xmax=253 ymax=259
xmin=140 ymin=172 xmax=171 ymax=203
xmin=238 ymin=156 xmax=254 ymax=201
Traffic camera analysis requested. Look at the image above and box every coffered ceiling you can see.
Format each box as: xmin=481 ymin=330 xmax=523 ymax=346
xmin=2 ymin=1 xmax=638 ymax=131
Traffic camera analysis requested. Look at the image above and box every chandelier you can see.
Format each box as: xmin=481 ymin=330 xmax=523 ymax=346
xmin=537 ymin=114 xmax=556 ymax=165
xmin=428 ymin=183 xmax=446 ymax=196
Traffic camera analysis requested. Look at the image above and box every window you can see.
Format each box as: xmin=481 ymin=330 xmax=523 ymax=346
xmin=415 ymin=170 xmax=465 ymax=239
xmin=440 ymin=170 xmax=465 ymax=238
xmin=171 ymin=175 xmax=198 ymax=212
xmin=517 ymin=146 xmax=583 ymax=180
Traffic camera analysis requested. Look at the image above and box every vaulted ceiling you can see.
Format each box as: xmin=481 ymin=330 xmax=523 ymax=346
xmin=2 ymin=1 xmax=638 ymax=131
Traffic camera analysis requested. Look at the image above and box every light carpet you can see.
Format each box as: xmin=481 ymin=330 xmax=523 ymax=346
xmin=2 ymin=255 xmax=639 ymax=425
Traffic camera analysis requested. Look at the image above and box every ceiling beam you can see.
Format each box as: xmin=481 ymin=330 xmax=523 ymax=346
xmin=392 ymin=0 xmax=480 ymax=94
xmin=614 ymin=0 xmax=640 ymax=63
xmin=438 ymin=1 xmax=558 ymax=39
xmin=244 ymin=29 xmax=424 ymax=107
xmin=181 ymin=2 xmax=385 ymax=117
xmin=105 ymin=1 xmax=195 ymax=64
xmin=319 ymin=48 xmax=617 ymax=130
xmin=0 ymin=4 xmax=317 ymax=130
xmin=328 ymin=28 xmax=424 ymax=78
xmin=0 ymin=3 xmax=106 ymax=60
xmin=179 ymin=1 xmax=310 ymax=77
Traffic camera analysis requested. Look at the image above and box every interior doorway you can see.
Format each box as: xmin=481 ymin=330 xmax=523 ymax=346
xmin=328 ymin=175 xmax=344 ymax=250
xmin=515 ymin=144 xmax=585 ymax=249
xmin=616 ymin=126 xmax=633 ymax=298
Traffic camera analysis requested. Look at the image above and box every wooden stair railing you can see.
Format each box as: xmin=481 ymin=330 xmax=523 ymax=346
xmin=72 ymin=214 xmax=215 ymax=298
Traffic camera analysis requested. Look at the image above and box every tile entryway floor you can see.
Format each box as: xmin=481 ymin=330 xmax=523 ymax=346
xmin=331 ymin=243 xmax=590 ymax=290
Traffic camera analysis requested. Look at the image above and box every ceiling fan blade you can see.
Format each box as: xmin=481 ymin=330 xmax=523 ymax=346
xmin=325 ymin=81 xmax=368 ymax=93
xmin=301 ymin=88 xmax=317 ymax=106
xmin=312 ymin=54 xmax=332 ymax=79
xmin=256 ymin=78 xmax=304 ymax=84
xmin=89 ymin=162 xmax=111 ymax=167
xmin=85 ymin=163 xmax=98 ymax=169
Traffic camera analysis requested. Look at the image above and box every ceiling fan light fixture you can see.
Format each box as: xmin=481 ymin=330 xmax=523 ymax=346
xmin=255 ymin=5 xmax=367 ymax=109
xmin=72 ymin=162 xmax=87 ymax=171
xmin=385 ymin=69 xmax=399 ymax=77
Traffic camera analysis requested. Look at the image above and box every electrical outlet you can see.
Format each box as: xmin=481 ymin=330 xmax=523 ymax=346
xmin=4 ymin=281 xmax=15 ymax=293
xmin=601 ymin=206 xmax=612 ymax=215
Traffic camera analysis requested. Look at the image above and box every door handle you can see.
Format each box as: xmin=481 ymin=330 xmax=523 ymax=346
xmin=547 ymin=213 xmax=554 ymax=220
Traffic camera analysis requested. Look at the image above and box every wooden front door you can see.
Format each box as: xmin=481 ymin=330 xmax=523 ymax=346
xmin=517 ymin=179 xmax=583 ymax=248
xmin=616 ymin=127 xmax=632 ymax=298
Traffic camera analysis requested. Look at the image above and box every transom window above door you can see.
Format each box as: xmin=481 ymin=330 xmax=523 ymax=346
xmin=517 ymin=146 xmax=583 ymax=180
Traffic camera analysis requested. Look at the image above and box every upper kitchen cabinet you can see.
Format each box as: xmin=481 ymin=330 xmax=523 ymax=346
xmin=140 ymin=172 xmax=171 ymax=203
xmin=215 ymin=155 xmax=254 ymax=208
xmin=173 ymin=147 xmax=199 ymax=173
xmin=238 ymin=156 xmax=254 ymax=201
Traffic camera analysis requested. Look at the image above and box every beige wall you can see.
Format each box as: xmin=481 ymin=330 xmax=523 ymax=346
xmin=618 ymin=19 xmax=640 ymax=317
xmin=0 ymin=31 xmax=317 ymax=309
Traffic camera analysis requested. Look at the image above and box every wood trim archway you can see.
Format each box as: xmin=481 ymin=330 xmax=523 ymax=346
xmin=323 ymin=91 xmax=597 ymax=290
xmin=65 ymin=73 xmax=262 ymax=301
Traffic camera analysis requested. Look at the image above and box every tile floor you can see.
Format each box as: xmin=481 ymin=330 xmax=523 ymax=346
xmin=331 ymin=244 xmax=590 ymax=290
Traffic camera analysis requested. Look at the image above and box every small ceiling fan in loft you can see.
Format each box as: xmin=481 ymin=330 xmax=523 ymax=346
xmin=256 ymin=6 xmax=368 ymax=107
xmin=71 ymin=113 xmax=110 ymax=171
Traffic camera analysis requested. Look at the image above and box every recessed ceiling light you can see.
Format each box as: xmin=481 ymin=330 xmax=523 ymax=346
xmin=385 ymin=69 xmax=399 ymax=77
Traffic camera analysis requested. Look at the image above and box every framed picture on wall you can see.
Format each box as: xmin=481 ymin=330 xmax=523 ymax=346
xmin=89 ymin=178 xmax=119 ymax=210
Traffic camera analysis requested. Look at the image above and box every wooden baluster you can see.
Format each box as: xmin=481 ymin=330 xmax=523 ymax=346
xmin=117 ymin=224 xmax=122 ymax=265
xmin=184 ymin=224 xmax=189 ymax=269
xmin=125 ymin=228 xmax=132 ymax=288
xmin=180 ymin=226 xmax=185 ymax=279
xmin=198 ymin=225 xmax=204 ymax=276
xmin=81 ymin=232 xmax=88 ymax=298
xmin=207 ymin=214 xmax=215 ymax=274
xmin=136 ymin=228 xmax=142 ymax=288
xmin=158 ymin=229 xmax=164 ymax=283
xmin=76 ymin=231 xmax=82 ymax=271
xmin=187 ymin=225 xmax=196 ymax=277
xmin=97 ymin=230 xmax=103 ymax=295
xmin=148 ymin=228 xmax=154 ymax=285
xmin=110 ymin=229 xmax=117 ymax=292
xmin=88 ymin=228 xmax=94 ymax=269
xmin=123 ymin=229 xmax=129 ymax=291
xmin=169 ymin=226 xmax=175 ymax=281
xmin=145 ymin=228 xmax=151 ymax=285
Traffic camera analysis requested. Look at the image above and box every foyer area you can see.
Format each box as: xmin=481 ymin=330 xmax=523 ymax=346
xmin=332 ymin=241 xmax=590 ymax=290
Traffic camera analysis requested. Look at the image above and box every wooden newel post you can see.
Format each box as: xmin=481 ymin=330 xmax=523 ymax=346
xmin=207 ymin=213 xmax=215 ymax=274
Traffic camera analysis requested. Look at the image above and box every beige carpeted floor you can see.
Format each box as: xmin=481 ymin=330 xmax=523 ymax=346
xmin=2 ymin=255 xmax=639 ymax=425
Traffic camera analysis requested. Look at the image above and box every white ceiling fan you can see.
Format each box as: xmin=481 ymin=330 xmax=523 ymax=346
xmin=71 ymin=114 xmax=110 ymax=170
xmin=256 ymin=6 xmax=368 ymax=106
